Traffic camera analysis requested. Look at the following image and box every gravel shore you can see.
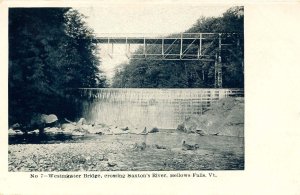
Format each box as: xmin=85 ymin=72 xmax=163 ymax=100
xmin=9 ymin=141 xmax=127 ymax=172
xmin=8 ymin=134 xmax=244 ymax=171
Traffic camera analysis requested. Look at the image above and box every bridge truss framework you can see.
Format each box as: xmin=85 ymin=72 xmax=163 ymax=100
xmin=94 ymin=33 xmax=243 ymax=88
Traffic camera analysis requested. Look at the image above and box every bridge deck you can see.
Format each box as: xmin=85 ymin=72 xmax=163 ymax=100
xmin=95 ymin=33 xmax=241 ymax=44
xmin=96 ymin=37 xmax=212 ymax=44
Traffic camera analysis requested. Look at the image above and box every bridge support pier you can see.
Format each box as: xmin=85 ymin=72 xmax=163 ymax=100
xmin=214 ymin=33 xmax=223 ymax=88
xmin=214 ymin=55 xmax=222 ymax=88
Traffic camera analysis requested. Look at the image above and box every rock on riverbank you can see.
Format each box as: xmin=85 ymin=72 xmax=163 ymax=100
xmin=177 ymin=97 xmax=244 ymax=137
xmin=9 ymin=115 xmax=160 ymax=136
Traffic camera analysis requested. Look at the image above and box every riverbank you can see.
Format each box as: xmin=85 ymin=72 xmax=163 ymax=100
xmin=177 ymin=97 xmax=244 ymax=137
xmin=8 ymin=133 xmax=244 ymax=171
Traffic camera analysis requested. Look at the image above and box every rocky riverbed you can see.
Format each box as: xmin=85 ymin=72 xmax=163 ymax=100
xmin=8 ymin=97 xmax=244 ymax=171
xmin=8 ymin=132 xmax=244 ymax=171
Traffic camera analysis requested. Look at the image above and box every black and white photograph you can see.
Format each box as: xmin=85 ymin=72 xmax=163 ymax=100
xmin=7 ymin=5 xmax=244 ymax=172
xmin=2 ymin=0 xmax=300 ymax=195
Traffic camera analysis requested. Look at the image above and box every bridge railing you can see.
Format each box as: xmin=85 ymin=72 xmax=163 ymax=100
xmin=94 ymin=32 xmax=243 ymax=62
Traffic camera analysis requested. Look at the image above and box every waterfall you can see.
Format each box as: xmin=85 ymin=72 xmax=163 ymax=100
xmin=78 ymin=88 xmax=243 ymax=129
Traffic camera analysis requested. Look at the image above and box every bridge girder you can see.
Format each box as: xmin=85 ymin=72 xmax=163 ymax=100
xmin=94 ymin=33 xmax=243 ymax=88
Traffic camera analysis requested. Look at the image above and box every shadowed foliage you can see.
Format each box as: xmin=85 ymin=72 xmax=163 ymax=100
xmin=9 ymin=8 xmax=107 ymax=127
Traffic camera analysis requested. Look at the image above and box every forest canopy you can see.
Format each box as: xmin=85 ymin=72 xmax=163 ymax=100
xmin=9 ymin=8 xmax=106 ymax=126
xmin=112 ymin=6 xmax=244 ymax=88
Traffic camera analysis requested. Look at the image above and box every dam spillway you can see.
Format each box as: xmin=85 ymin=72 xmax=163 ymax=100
xmin=78 ymin=88 xmax=243 ymax=129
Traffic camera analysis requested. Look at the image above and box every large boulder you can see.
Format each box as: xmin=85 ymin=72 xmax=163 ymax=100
xmin=27 ymin=129 xmax=40 ymax=135
xmin=29 ymin=114 xmax=58 ymax=130
xmin=176 ymin=116 xmax=203 ymax=133
xmin=8 ymin=129 xmax=17 ymax=135
xmin=44 ymin=127 xmax=62 ymax=133
xmin=8 ymin=129 xmax=24 ymax=135
xmin=178 ymin=117 xmax=199 ymax=133
xmin=41 ymin=114 xmax=58 ymax=124
xmin=15 ymin=130 xmax=24 ymax=135
xmin=176 ymin=97 xmax=244 ymax=137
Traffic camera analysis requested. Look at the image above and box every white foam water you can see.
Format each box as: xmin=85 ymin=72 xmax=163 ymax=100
xmin=79 ymin=88 xmax=243 ymax=129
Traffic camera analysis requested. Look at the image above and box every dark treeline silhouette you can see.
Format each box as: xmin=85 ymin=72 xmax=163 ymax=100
xmin=112 ymin=6 xmax=244 ymax=88
xmin=9 ymin=8 xmax=107 ymax=127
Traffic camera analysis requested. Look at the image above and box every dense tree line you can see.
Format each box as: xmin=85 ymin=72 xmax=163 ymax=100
xmin=112 ymin=6 xmax=244 ymax=88
xmin=9 ymin=8 xmax=106 ymax=127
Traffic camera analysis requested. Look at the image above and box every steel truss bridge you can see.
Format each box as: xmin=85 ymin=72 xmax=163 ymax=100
xmin=94 ymin=33 xmax=243 ymax=88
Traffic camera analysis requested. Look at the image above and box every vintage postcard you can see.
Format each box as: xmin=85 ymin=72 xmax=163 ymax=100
xmin=0 ymin=0 xmax=299 ymax=194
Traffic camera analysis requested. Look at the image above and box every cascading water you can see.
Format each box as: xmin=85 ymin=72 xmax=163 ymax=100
xmin=78 ymin=88 xmax=243 ymax=129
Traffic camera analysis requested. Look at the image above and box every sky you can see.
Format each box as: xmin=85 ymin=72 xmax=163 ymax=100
xmin=77 ymin=5 xmax=232 ymax=81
